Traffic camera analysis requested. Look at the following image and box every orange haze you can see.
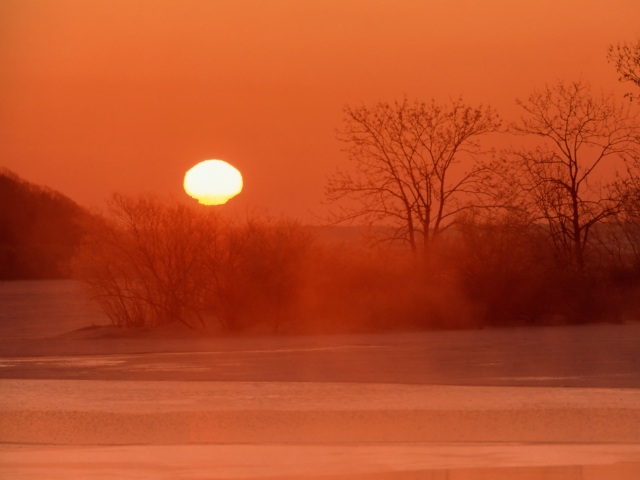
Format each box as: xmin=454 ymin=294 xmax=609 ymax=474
xmin=1 ymin=0 xmax=638 ymax=220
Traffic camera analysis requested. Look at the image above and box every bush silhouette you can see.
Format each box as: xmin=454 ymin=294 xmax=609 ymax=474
xmin=75 ymin=194 xmax=311 ymax=331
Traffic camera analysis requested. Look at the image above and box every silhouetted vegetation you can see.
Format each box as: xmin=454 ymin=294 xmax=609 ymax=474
xmin=504 ymin=79 xmax=640 ymax=271
xmin=327 ymin=97 xmax=501 ymax=257
xmin=608 ymin=35 xmax=640 ymax=101
xmin=71 ymin=194 xmax=640 ymax=334
xmin=319 ymin=79 xmax=640 ymax=332
xmin=0 ymin=168 xmax=94 ymax=280
xmin=74 ymin=195 xmax=312 ymax=331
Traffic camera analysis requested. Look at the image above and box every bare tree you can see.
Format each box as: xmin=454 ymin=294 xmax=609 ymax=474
xmin=327 ymin=97 xmax=501 ymax=255
xmin=608 ymin=36 xmax=640 ymax=101
xmin=508 ymin=79 xmax=640 ymax=270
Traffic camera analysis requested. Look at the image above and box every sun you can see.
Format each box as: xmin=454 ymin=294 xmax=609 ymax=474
xmin=184 ymin=159 xmax=243 ymax=205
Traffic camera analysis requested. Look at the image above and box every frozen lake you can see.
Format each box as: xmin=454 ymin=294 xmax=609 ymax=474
xmin=1 ymin=379 xmax=640 ymax=479
xmin=0 ymin=280 xmax=108 ymax=340
xmin=1 ymin=280 xmax=640 ymax=478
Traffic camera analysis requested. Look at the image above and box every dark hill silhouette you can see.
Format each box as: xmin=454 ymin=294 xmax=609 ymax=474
xmin=0 ymin=168 xmax=93 ymax=279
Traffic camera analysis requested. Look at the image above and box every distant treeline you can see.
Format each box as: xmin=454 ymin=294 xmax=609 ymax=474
xmin=0 ymin=168 xmax=93 ymax=280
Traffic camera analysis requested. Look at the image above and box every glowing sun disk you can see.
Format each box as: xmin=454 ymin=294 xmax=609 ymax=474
xmin=184 ymin=160 xmax=243 ymax=205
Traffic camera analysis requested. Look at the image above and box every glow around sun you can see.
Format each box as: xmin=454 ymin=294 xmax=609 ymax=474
xmin=184 ymin=159 xmax=243 ymax=205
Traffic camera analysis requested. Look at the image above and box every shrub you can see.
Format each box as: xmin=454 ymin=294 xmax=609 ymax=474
xmin=74 ymin=194 xmax=312 ymax=331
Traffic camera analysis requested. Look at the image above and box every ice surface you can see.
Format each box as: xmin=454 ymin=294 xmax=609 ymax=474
xmin=1 ymin=280 xmax=640 ymax=478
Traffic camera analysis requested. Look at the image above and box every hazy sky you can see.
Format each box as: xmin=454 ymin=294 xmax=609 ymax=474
xmin=1 ymin=0 xmax=638 ymax=220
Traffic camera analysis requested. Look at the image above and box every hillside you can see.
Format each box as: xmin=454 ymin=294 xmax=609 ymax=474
xmin=0 ymin=168 xmax=92 ymax=279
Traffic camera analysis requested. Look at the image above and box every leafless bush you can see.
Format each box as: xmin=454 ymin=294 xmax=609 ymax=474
xmin=200 ymin=214 xmax=313 ymax=331
xmin=74 ymin=195 xmax=312 ymax=331
xmin=74 ymin=194 xmax=221 ymax=328
xmin=452 ymin=214 xmax=561 ymax=324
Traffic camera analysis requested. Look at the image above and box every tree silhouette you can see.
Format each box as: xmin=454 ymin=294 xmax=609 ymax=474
xmin=608 ymin=36 xmax=640 ymax=101
xmin=507 ymin=80 xmax=640 ymax=270
xmin=327 ymin=97 xmax=500 ymax=256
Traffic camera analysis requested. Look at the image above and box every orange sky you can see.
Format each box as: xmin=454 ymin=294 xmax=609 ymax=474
xmin=1 ymin=0 xmax=639 ymax=221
